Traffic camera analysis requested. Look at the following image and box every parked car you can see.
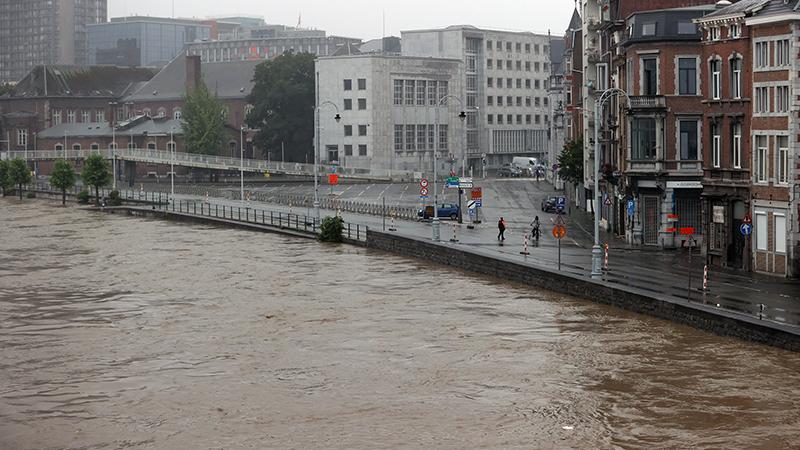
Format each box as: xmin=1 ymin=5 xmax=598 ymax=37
xmin=498 ymin=164 xmax=523 ymax=178
xmin=418 ymin=203 xmax=461 ymax=220
xmin=541 ymin=196 xmax=559 ymax=213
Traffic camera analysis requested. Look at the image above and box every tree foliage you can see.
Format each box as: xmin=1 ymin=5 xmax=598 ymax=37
xmin=7 ymin=158 xmax=31 ymax=200
xmin=319 ymin=216 xmax=345 ymax=243
xmin=0 ymin=159 xmax=12 ymax=196
xmin=81 ymin=154 xmax=111 ymax=205
xmin=182 ymin=82 xmax=228 ymax=155
xmin=50 ymin=160 xmax=77 ymax=206
xmin=0 ymin=83 xmax=12 ymax=96
xmin=247 ymin=51 xmax=316 ymax=163
xmin=558 ymin=138 xmax=584 ymax=186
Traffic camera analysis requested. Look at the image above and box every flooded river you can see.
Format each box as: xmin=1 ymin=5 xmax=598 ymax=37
xmin=1 ymin=199 xmax=800 ymax=449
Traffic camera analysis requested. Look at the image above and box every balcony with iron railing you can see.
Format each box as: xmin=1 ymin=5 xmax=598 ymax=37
xmin=628 ymin=96 xmax=666 ymax=110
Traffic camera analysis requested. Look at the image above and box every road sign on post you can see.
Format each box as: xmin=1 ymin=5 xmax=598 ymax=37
xmin=740 ymin=223 xmax=753 ymax=236
xmin=328 ymin=173 xmax=339 ymax=185
xmin=556 ymin=196 xmax=567 ymax=213
xmin=553 ymin=222 xmax=566 ymax=272
xmin=446 ymin=177 xmax=459 ymax=189
xmin=626 ymin=200 xmax=635 ymax=217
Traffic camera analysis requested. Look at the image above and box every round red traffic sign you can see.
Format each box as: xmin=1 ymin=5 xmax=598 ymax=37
xmin=420 ymin=179 xmax=429 ymax=188
xmin=552 ymin=224 xmax=567 ymax=240
xmin=420 ymin=187 xmax=429 ymax=196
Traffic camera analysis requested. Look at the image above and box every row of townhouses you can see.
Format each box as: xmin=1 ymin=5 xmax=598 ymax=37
xmin=558 ymin=0 xmax=800 ymax=277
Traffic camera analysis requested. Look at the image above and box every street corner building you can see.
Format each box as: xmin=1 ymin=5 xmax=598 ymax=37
xmin=559 ymin=0 xmax=800 ymax=277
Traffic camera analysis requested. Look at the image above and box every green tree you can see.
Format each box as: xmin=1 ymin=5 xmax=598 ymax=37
xmin=50 ymin=160 xmax=77 ymax=206
xmin=247 ymin=51 xmax=316 ymax=163
xmin=0 ymin=159 xmax=12 ymax=196
xmin=558 ymin=138 xmax=584 ymax=186
xmin=7 ymin=158 xmax=31 ymax=200
xmin=81 ymin=154 xmax=111 ymax=205
xmin=182 ymin=82 xmax=227 ymax=155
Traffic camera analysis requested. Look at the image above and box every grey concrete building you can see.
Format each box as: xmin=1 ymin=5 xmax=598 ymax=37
xmin=316 ymin=54 xmax=463 ymax=176
xmin=185 ymin=32 xmax=362 ymax=63
xmin=547 ymin=35 xmax=567 ymax=189
xmin=401 ymin=26 xmax=554 ymax=169
xmin=0 ymin=0 xmax=107 ymax=83
xmin=88 ymin=17 xmax=212 ymax=68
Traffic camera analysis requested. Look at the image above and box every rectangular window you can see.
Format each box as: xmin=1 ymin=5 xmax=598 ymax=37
xmin=776 ymin=39 xmax=790 ymax=66
xmin=756 ymin=212 xmax=768 ymax=251
xmin=96 ymin=109 xmax=105 ymax=123
xmin=487 ymin=96 xmax=494 ymax=106
xmin=16 ymin=128 xmax=27 ymax=147
xmin=710 ymin=59 xmax=721 ymax=100
xmin=497 ymin=114 xmax=503 ymax=125
xmin=428 ymin=125 xmax=435 ymax=149
xmin=438 ymin=81 xmax=448 ymax=100
xmin=729 ymin=24 xmax=740 ymax=38
xmin=516 ymin=114 xmax=522 ymax=124
xmin=344 ymin=99 xmax=353 ymax=110
xmin=709 ymin=27 xmax=720 ymax=41
xmin=507 ymin=97 xmax=513 ymax=107
xmin=642 ymin=58 xmax=658 ymax=95
xmin=487 ymin=114 xmax=494 ymax=125
xmin=357 ymin=78 xmax=366 ymax=90
xmin=417 ymin=80 xmax=426 ymax=106
xmin=525 ymin=79 xmax=531 ymax=89
xmin=487 ymin=59 xmax=493 ymax=69
xmin=775 ymin=214 xmax=787 ymax=253
xmin=678 ymin=58 xmax=697 ymax=95
xmin=526 ymin=114 xmax=531 ymax=124
xmin=417 ymin=125 xmax=427 ymax=150
xmin=67 ymin=110 xmax=76 ymax=123
xmin=81 ymin=110 xmax=90 ymax=123
xmin=439 ymin=124 xmax=448 ymax=150
xmin=516 ymin=43 xmax=522 ymax=53
xmin=679 ymin=120 xmax=699 ymax=160
xmin=755 ymin=135 xmax=768 ymax=183
xmin=487 ymin=40 xmax=492 ymax=51
xmin=731 ymin=58 xmax=742 ymax=99
xmin=345 ymin=144 xmax=353 ymax=156
xmin=516 ymin=97 xmax=522 ymax=107
xmin=516 ymin=79 xmax=522 ymax=89
xmin=393 ymin=80 xmax=403 ymax=105
xmin=755 ymin=87 xmax=769 ymax=113
xmin=358 ymin=125 xmax=367 ymax=136
xmin=525 ymin=61 xmax=531 ymax=72
xmin=344 ymin=125 xmax=353 ymax=136
xmin=732 ymin=123 xmax=742 ymax=169
xmin=497 ymin=78 xmax=503 ymax=88
xmin=53 ymin=110 xmax=62 ymax=125
xmin=756 ymin=42 xmax=768 ymax=68
xmin=525 ymin=97 xmax=531 ymax=107
xmin=405 ymin=80 xmax=415 ymax=105
xmin=712 ymin=123 xmax=721 ymax=168
xmin=428 ymin=81 xmax=437 ymax=105
xmin=596 ymin=63 xmax=607 ymax=91
xmin=406 ymin=125 xmax=416 ymax=150
xmin=642 ymin=22 xmax=657 ymax=36
xmin=525 ymin=43 xmax=531 ymax=53
xmin=488 ymin=78 xmax=494 ymax=88
xmin=344 ymin=79 xmax=352 ymax=91
xmin=516 ymin=60 xmax=522 ymax=71
xmin=777 ymin=136 xmax=789 ymax=184
xmin=497 ymin=96 xmax=503 ymax=106
xmin=506 ymin=60 xmax=512 ymax=70
xmin=507 ymin=114 xmax=513 ymax=124
xmin=394 ymin=125 xmax=403 ymax=150
xmin=358 ymin=98 xmax=367 ymax=110
xmin=776 ymin=86 xmax=789 ymax=113
xmin=631 ymin=118 xmax=657 ymax=160
xmin=358 ymin=144 xmax=367 ymax=156
xmin=678 ymin=22 xmax=696 ymax=35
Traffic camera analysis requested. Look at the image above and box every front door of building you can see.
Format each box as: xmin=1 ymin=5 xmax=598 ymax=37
xmin=642 ymin=195 xmax=659 ymax=246
xmin=728 ymin=200 xmax=746 ymax=269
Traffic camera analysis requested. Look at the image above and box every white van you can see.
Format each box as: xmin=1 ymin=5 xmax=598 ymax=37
xmin=511 ymin=157 xmax=538 ymax=176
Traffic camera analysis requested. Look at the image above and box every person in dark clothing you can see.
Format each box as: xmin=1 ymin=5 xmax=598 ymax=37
xmin=498 ymin=217 xmax=507 ymax=241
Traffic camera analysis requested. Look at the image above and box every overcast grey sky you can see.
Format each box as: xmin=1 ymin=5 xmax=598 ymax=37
xmin=109 ymin=0 xmax=577 ymax=40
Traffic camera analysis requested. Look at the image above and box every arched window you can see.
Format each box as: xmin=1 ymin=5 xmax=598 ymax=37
xmin=167 ymin=141 xmax=176 ymax=152
xmin=157 ymin=107 xmax=167 ymax=118
xmin=109 ymin=142 xmax=118 ymax=150
xmin=55 ymin=143 xmax=63 ymax=151
xmin=709 ymin=56 xmax=722 ymax=100
xmin=72 ymin=144 xmax=81 ymax=151
xmin=90 ymin=143 xmax=100 ymax=150
xmin=229 ymin=141 xmax=237 ymax=157
xmin=147 ymin=142 xmax=156 ymax=150
xmin=173 ymin=108 xmax=182 ymax=120
xmin=730 ymin=54 xmax=743 ymax=99
xmin=143 ymin=108 xmax=152 ymax=116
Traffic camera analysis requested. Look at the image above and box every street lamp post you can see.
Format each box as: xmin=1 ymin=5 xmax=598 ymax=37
xmin=240 ymin=125 xmax=245 ymax=207
xmin=433 ymin=94 xmax=466 ymax=239
xmin=314 ymin=101 xmax=341 ymax=221
xmin=591 ymin=88 xmax=629 ymax=279
xmin=111 ymin=125 xmax=117 ymax=190
xmin=169 ymin=126 xmax=175 ymax=203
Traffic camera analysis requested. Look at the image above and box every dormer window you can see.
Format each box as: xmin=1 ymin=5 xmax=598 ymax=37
xmin=642 ymin=23 xmax=656 ymax=37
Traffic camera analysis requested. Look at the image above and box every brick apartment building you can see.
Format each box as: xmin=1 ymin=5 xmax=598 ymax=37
xmin=695 ymin=2 xmax=755 ymax=271
xmin=563 ymin=9 xmax=584 ymax=207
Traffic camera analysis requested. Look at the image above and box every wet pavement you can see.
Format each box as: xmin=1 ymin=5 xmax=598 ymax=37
xmin=3 ymin=198 xmax=800 ymax=448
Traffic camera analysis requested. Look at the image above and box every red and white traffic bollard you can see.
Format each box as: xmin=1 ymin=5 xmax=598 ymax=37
xmin=703 ymin=265 xmax=709 ymax=292
xmin=520 ymin=233 xmax=530 ymax=256
xmin=450 ymin=223 xmax=459 ymax=242
xmin=389 ymin=213 xmax=397 ymax=232
xmin=603 ymin=244 xmax=609 ymax=271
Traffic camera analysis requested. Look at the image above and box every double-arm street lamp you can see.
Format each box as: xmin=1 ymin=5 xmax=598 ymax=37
xmin=432 ymin=94 xmax=466 ymax=240
xmin=314 ymin=101 xmax=341 ymax=221
xmin=591 ymin=88 xmax=629 ymax=279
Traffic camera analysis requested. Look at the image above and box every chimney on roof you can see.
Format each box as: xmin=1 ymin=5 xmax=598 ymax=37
xmin=186 ymin=55 xmax=202 ymax=95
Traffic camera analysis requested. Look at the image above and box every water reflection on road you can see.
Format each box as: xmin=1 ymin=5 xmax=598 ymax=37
xmin=1 ymin=199 xmax=799 ymax=449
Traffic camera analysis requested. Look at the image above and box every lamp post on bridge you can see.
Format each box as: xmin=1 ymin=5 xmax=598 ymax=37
xmin=314 ymin=101 xmax=341 ymax=221
xmin=170 ymin=126 xmax=175 ymax=203
xmin=591 ymin=88 xmax=629 ymax=279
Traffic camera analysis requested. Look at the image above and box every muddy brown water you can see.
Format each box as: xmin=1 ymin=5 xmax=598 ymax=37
xmin=1 ymin=199 xmax=800 ymax=449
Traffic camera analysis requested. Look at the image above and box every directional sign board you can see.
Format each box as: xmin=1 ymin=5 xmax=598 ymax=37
xmin=740 ymin=223 xmax=753 ymax=236
xmin=458 ymin=178 xmax=473 ymax=189
xmin=446 ymin=177 xmax=460 ymax=189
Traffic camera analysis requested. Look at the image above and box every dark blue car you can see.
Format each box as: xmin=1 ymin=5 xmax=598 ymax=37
xmin=418 ymin=203 xmax=460 ymax=220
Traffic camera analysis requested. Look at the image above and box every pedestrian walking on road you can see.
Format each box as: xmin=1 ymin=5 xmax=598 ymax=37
xmin=530 ymin=216 xmax=541 ymax=242
xmin=498 ymin=217 xmax=507 ymax=242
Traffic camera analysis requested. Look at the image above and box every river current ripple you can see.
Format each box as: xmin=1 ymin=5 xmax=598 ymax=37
xmin=1 ymin=199 xmax=799 ymax=449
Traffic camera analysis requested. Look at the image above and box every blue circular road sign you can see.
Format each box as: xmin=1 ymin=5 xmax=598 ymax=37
xmin=740 ymin=223 xmax=753 ymax=236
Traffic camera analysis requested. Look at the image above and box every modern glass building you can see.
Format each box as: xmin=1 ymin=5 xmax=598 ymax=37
xmin=88 ymin=17 xmax=211 ymax=68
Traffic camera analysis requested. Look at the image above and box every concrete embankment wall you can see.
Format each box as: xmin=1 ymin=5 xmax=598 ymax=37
xmin=365 ymin=230 xmax=800 ymax=352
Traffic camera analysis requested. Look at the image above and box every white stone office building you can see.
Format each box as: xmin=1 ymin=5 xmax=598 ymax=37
xmin=400 ymin=26 xmax=554 ymax=169
xmin=315 ymin=54 xmax=463 ymax=176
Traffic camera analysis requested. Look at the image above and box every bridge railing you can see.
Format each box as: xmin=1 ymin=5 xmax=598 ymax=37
xmin=5 ymin=149 xmax=418 ymax=180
